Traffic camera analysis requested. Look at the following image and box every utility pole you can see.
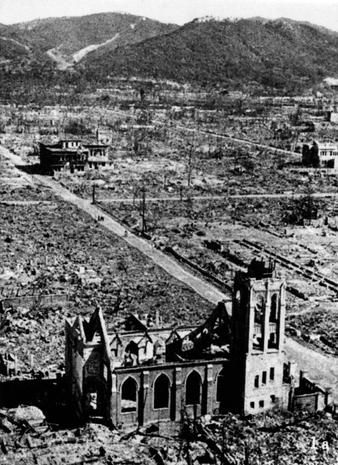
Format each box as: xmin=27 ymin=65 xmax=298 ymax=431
xmin=187 ymin=131 xmax=196 ymax=189
xmin=133 ymin=187 xmax=138 ymax=207
xmin=179 ymin=185 xmax=183 ymax=201
xmin=140 ymin=186 xmax=146 ymax=234
xmin=92 ymin=184 xmax=96 ymax=205
xmin=187 ymin=145 xmax=192 ymax=188
xmin=221 ymin=419 xmax=226 ymax=464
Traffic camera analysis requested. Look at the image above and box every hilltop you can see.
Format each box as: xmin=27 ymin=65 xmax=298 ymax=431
xmin=0 ymin=12 xmax=177 ymax=69
xmin=1 ymin=14 xmax=338 ymax=97
xmin=81 ymin=16 xmax=338 ymax=92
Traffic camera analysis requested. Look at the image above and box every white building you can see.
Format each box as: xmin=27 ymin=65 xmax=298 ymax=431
xmin=303 ymin=141 xmax=338 ymax=169
xmin=316 ymin=141 xmax=338 ymax=169
xmin=329 ymin=112 xmax=338 ymax=124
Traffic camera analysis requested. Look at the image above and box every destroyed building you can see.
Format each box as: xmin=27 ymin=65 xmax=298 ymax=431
xmin=39 ymin=139 xmax=110 ymax=174
xmin=83 ymin=143 xmax=111 ymax=170
xmin=302 ymin=141 xmax=338 ymax=169
xmin=65 ymin=260 xmax=332 ymax=428
xmin=96 ymin=127 xmax=113 ymax=145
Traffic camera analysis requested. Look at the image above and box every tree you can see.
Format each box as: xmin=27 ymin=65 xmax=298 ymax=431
xmin=282 ymin=190 xmax=320 ymax=225
xmin=64 ymin=119 xmax=92 ymax=135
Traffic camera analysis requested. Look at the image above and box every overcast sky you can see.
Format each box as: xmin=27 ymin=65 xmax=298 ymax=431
xmin=1 ymin=0 xmax=338 ymax=31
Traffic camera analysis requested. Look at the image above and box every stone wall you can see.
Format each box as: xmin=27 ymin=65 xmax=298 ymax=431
xmin=112 ymin=360 xmax=228 ymax=427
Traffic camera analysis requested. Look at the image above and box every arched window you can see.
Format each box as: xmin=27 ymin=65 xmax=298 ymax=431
xmin=216 ymin=368 xmax=226 ymax=402
xmin=125 ymin=341 xmax=138 ymax=356
xmin=154 ymin=339 xmax=166 ymax=360
xmin=270 ymin=294 xmax=278 ymax=322
xmin=84 ymin=377 xmax=102 ymax=415
xmin=124 ymin=341 xmax=138 ymax=366
xmin=186 ymin=371 xmax=201 ymax=405
xmin=154 ymin=374 xmax=170 ymax=409
xmin=255 ymin=295 xmax=265 ymax=323
xmin=121 ymin=377 xmax=138 ymax=413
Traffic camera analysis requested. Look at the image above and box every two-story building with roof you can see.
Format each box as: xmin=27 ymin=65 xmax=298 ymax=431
xmin=39 ymin=139 xmax=110 ymax=174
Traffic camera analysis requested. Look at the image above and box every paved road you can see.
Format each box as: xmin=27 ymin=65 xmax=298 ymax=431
xmin=175 ymin=124 xmax=300 ymax=157
xmin=0 ymin=149 xmax=30 ymax=169
xmin=1 ymin=146 xmax=337 ymax=401
xmin=99 ymin=191 xmax=338 ymax=203
xmin=34 ymin=174 xmax=229 ymax=306
xmin=0 ymin=147 xmax=228 ymax=304
xmin=285 ymin=338 xmax=338 ymax=402
xmin=107 ymin=108 xmax=300 ymax=157
xmin=35 ymin=177 xmax=338 ymax=401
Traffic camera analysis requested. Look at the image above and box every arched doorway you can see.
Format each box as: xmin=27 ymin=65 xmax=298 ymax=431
xmin=186 ymin=371 xmax=202 ymax=405
xmin=84 ymin=376 xmax=106 ymax=418
xmin=216 ymin=367 xmax=231 ymax=413
xmin=154 ymin=374 xmax=170 ymax=409
xmin=121 ymin=377 xmax=138 ymax=413
xmin=216 ymin=368 xmax=226 ymax=402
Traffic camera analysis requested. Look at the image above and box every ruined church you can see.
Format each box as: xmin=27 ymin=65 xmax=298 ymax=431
xmin=65 ymin=260 xmax=331 ymax=428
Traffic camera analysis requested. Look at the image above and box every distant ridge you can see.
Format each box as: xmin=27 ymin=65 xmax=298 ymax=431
xmin=0 ymin=12 xmax=178 ymax=68
xmin=80 ymin=16 xmax=338 ymax=91
xmin=1 ymin=13 xmax=338 ymax=94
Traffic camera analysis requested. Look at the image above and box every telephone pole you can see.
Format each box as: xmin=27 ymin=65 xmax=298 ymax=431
xmin=187 ymin=145 xmax=192 ymax=188
xmin=140 ymin=186 xmax=146 ymax=234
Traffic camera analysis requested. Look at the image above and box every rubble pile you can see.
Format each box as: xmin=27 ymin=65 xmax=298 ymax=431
xmin=0 ymin=199 xmax=212 ymax=371
xmin=103 ymin=196 xmax=338 ymax=355
xmin=288 ymin=307 xmax=338 ymax=355
xmin=126 ymin=410 xmax=338 ymax=465
xmin=0 ymin=405 xmax=337 ymax=464
xmin=0 ymin=153 xmax=55 ymax=202
xmin=0 ymin=305 xmax=66 ymax=374
xmin=195 ymin=410 xmax=338 ymax=465
xmin=0 ymin=407 xmax=153 ymax=465
xmin=58 ymin=119 xmax=338 ymax=202
xmin=0 ymin=200 xmax=210 ymax=317
xmin=103 ymin=197 xmax=338 ymax=300
xmin=63 ymin=155 xmax=187 ymax=200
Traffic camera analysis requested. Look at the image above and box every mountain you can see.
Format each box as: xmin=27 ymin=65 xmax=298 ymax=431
xmin=0 ymin=23 xmax=32 ymax=64
xmin=0 ymin=36 xmax=30 ymax=60
xmin=81 ymin=16 xmax=338 ymax=91
xmin=0 ymin=12 xmax=177 ymax=69
xmin=2 ymin=14 xmax=338 ymax=99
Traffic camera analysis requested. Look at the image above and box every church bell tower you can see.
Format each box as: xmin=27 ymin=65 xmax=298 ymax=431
xmin=231 ymin=259 xmax=286 ymax=414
